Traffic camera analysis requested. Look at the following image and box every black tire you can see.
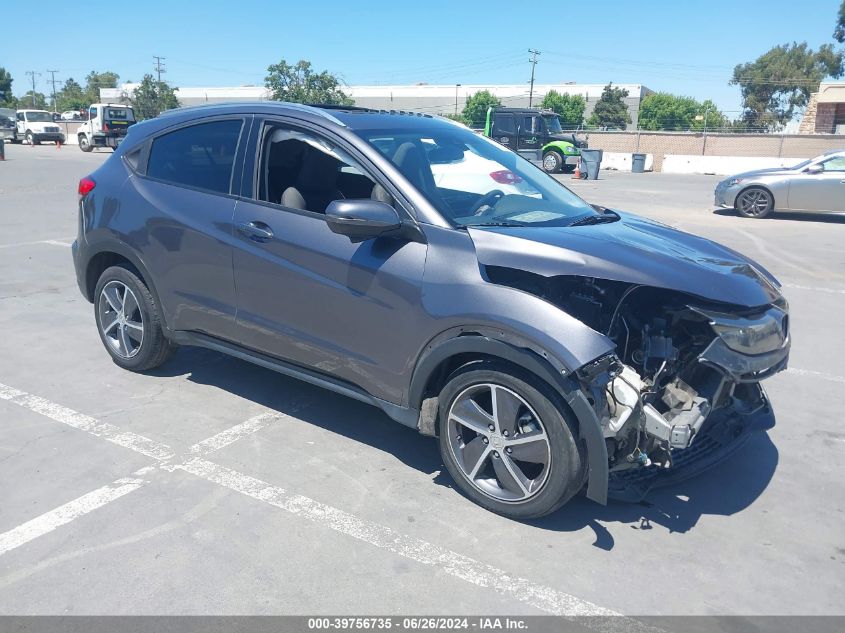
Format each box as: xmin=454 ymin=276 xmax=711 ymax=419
xmin=78 ymin=134 xmax=92 ymax=152
xmin=561 ymin=164 xmax=576 ymax=174
xmin=26 ymin=131 xmax=39 ymax=146
xmin=437 ymin=361 xmax=586 ymax=519
xmin=734 ymin=186 xmax=774 ymax=219
xmin=542 ymin=150 xmax=563 ymax=174
xmin=93 ymin=265 xmax=175 ymax=372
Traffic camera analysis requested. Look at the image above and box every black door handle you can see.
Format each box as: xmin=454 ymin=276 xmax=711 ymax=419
xmin=237 ymin=221 xmax=274 ymax=242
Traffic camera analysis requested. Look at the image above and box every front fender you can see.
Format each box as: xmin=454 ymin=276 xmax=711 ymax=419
xmin=542 ymin=140 xmax=578 ymax=156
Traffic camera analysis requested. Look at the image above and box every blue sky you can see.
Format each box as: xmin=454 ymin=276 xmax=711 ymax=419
xmin=2 ymin=0 xmax=841 ymax=115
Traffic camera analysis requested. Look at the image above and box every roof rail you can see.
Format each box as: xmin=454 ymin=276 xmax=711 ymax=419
xmin=157 ymin=101 xmax=347 ymax=126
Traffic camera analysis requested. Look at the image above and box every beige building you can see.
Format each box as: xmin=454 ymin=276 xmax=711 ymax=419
xmin=799 ymin=82 xmax=845 ymax=134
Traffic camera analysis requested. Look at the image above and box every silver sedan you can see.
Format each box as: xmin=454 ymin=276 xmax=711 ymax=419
xmin=715 ymin=149 xmax=845 ymax=218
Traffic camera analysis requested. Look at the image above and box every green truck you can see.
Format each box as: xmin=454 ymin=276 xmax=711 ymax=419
xmin=483 ymin=106 xmax=586 ymax=173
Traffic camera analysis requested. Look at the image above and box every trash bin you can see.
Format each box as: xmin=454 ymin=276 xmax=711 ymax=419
xmin=632 ymin=153 xmax=646 ymax=173
xmin=579 ymin=149 xmax=603 ymax=180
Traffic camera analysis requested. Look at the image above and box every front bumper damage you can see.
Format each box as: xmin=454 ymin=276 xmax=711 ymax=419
xmin=607 ymin=382 xmax=774 ymax=501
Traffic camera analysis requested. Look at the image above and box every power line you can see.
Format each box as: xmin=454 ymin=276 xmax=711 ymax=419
xmin=47 ymin=70 xmax=60 ymax=111
xmin=25 ymin=71 xmax=40 ymax=107
xmin=153 ymin=56 xmax=166 ymax=84
xmin=528 ymin=49 xmax=540 ymax=108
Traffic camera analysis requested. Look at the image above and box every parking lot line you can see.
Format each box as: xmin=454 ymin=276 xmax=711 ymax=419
xmin=782 ymin=283 xmax=845 ymax=296
xmin=0 ymin=383 xmax=174 ymax=461
xmin=785 ymin=368 xmax=845 ymax=385
xmin=0 ymin=472 xmax=150 ymax=557
xmin=1 ymin=380 xmax=659 ymax=626
xmin=188 ymin=411 xmax=285 ymax=455
xmin=0 ymin=239 xmax=74 ymax=250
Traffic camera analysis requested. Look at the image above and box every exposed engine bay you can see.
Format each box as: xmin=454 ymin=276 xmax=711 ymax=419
xmin=484 ymin=266 xmax=790 ymax=474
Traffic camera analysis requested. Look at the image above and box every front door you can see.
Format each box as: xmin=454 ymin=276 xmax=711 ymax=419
xmin=788 ymin=155 xmax=845 ymax=212
xmin=517 ymin=114 xmax=543 ymax=152
xmin=491 ymin=113 xmax=517 ymax=151
xmin=230 ymin=120 xmax=427 ymax=404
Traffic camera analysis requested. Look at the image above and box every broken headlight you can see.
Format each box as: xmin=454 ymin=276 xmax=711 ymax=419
xmin=692 ymin=305 xmax=789 ymax=355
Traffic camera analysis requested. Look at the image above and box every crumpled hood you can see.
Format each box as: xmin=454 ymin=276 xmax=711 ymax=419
xmin=468 ymin=211 xmax=782 ymax=307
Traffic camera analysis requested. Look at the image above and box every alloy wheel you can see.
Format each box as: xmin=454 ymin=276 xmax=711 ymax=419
xmin=98 ymin=281 xmax=144 ymax=358
xmin=737 ymin=189 xmax=771 ymax=216
xmin=446 ymin=383 xmax=551 ymax=502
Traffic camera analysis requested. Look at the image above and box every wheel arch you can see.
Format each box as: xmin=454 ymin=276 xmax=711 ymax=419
xmin=409 ymin=330 xmax=609 ymax=504
xmin=83 ymin=245 xmax=167 ymax=328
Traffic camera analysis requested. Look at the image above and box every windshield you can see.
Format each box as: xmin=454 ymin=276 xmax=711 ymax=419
xmin=25 ymin=111 xmax=53 ymax=122
xmin=543 ymin=115 xmax=563 ymax=134
xmin=361 ymin=123 xmax=597 ymax=228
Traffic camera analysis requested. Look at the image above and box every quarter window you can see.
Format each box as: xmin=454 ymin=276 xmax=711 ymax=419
xmin=147 ymin=120 xmax=243 ymax=194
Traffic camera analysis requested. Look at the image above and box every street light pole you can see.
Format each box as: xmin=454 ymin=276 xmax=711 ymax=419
xmin=455 ymin=83 xmax=461 ymax=116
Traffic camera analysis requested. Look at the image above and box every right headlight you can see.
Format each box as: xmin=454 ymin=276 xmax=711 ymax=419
xmin=693 ymin=305 xmax=789 ymax=355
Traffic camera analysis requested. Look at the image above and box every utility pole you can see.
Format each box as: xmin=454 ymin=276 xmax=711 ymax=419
xmin=25 ymin=71 xmax=40 ymax=107
xmin=47 ymin=70 xmax=60 ymax=111
xmin=153 ymin=56 xmax=166 ymax=85
xmin=528 ymin=49 xmax=540 ymax=108
xmin=455 ymin=83 xmax=461 ymax=116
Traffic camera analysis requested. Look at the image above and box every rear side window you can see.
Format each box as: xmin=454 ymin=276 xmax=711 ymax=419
xmin=147 ymin=119 xmax=243 ymax=194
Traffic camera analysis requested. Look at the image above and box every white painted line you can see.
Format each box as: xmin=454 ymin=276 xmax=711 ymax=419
xmin=189 ymin=411 xmax=281 ymax=455
xmin=0 ymin=383 xmax=174 ymax=461
xmin=1 ymin=383 xmax=654 ymax=627
xmin=0 ymin=475 xmax=147 ymax=556
xmin=177 ymin=457 xmax=649 ymax=626
xmin=782 ymin=283 xmax=845 ymax=296
xmin=786 ymin=368 xmax=845 ymax=385
xmin=0 ymin=238 xmax=74 ymax=249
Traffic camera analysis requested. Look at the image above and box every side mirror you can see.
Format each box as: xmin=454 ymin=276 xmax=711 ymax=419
xmin=805 ymin=164 xmax=823 ymax=174
xmin=325 ymin=199 xmax=402 ymax=242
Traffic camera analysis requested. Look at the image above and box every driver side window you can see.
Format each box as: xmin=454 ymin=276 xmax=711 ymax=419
xmin=257 ymin=125 xmax=393 ymax=214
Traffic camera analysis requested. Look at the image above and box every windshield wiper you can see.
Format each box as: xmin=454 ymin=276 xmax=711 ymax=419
xmin=468 ymin=221 xmax=526 ymax=228
xmin=567 ymin=212 xmax=620 ymax=227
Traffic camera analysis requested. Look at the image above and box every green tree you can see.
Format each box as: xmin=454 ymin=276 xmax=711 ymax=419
xmin=57 ymin=78 xmax=86 ymax=112
xmin=730 ymin=42 xmax=842 ymax=126
xmin=0 ymin=67 xmax=14 ymax=107
xmin=20 ymin=91 xmax=47 ymax=109
xmin=638 ymin=93 xmax=727 ymax=130
xmin=83 ymin=70 xmax=120 ymax=104
xmin=835 ymin=0 xmax=845 ymax=42
xmin=539 ymin=90 xmax=586 ymax=127
xmin=442 ymin=113 xmax=468 ymax=125
xmin=461 ymin=90 xmax=501 ymax=127
xmin=264 ymin=59 xmax=353 ymax=105
xmin=587 ymin=83 xmax=631 ymax=129
xmin=128 ymin=74 xmax=180 ymax=120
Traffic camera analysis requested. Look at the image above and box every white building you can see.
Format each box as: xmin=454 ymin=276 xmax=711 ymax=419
xmin=102 ymin=82 xmax=652 ymax=129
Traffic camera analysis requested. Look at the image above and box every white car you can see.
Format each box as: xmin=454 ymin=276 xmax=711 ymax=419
xmin=60 ymin=110 xmax=80 ymax=121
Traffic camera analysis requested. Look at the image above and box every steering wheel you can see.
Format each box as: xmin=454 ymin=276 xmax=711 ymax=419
xmin=470 ymin=190 xmax=505 ymax=216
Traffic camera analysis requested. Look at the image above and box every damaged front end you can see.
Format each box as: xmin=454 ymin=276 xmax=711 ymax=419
xmin=486 ymin=267 xmax=790 ymax=502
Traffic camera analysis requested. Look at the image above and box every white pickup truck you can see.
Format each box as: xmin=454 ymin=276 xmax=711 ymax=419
xmin=14 ymin=110 xmax=65 ymax=145
xmin=77 ymin=103 xmax=136 ymax=152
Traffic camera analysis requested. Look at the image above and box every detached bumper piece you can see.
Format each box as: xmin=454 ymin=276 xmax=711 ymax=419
xmin=607 ymin=383 xmax=774 ymax=502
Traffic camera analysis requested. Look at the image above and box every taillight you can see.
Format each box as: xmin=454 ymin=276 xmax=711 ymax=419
xmin=102 ymin=122 xmax=109 ymax=131
xmin=78 ymin=177 xmax=96 ymax=199
xmin=489 ymin=170 xmax=523 ymax=184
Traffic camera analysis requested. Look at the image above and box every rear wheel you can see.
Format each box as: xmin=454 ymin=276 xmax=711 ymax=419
xmin=542 ymin=150 xmax=563 ymax=173
xmin=78 ymin=134 xmax=92 ymax=152
xmin=735 ymin=186 xmax=774 ymax=218
xmin=94 ymin=266 xmax=175 ymax=371
xmin=438 ymin=361 xmax=585 ymax=519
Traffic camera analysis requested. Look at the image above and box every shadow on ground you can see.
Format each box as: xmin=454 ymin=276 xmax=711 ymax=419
xmin=153 ymin=346 xmax=778 ymax=550
xmin=713 ymin=207 xmax=845 ymax=224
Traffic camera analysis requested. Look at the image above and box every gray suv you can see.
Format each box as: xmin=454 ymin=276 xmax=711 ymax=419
xmin=72 ymin=103 xmax=790 ymax=519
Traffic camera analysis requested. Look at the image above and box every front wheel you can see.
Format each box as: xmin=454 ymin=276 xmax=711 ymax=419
xmin=78 ymin=134 xmax=92 ymax=152
xmin=542 ymin=150 xmax=563 ymax=173
xmin=26 ymin=131 xmax=39 ymax=145
xmin=735 ymin=186 xmax=774 ymax=219
xmin=438 ymin=361 xmax=586 ymax=519
xmin=94 ymin=266 xmax=175 ymax=372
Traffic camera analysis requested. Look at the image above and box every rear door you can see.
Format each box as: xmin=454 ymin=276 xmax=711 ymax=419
xmin=491 ymin=113 xmax=517 ymax=150
xmin=788 ymin=156 xmax=845 ymax=212
xmin=129 ymin=116 xmax=248 ymax=340
xmin=229 ymin=118 xmax=428 ymax=404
